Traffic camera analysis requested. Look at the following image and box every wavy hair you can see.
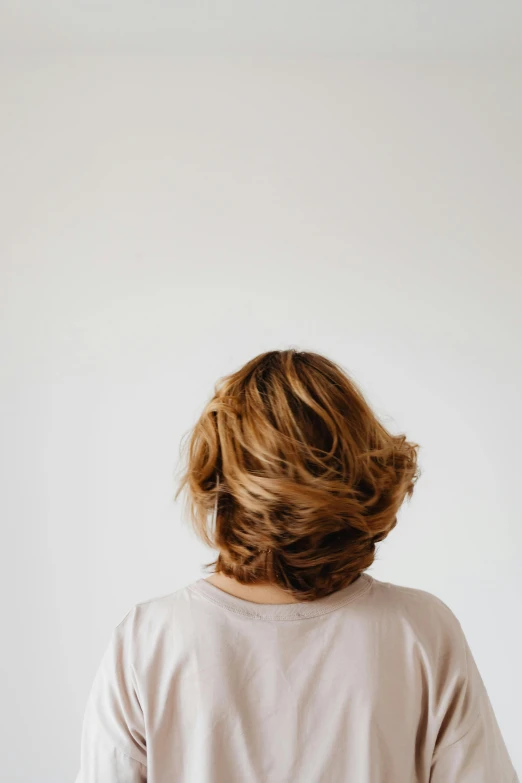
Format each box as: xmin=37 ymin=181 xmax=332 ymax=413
xmin=174 ymin=349 xmax=421 ymax=601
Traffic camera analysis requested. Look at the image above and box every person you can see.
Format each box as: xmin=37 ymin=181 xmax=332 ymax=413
xmin=75 ymin=349 xmax=518 ymax=782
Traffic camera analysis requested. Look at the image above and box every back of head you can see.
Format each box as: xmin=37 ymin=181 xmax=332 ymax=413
xmin=175 ymin=349 xmax=421 ymax=601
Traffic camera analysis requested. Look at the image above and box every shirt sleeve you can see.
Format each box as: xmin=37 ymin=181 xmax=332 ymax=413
xmin=430 ymin=629 xmax=518 ymax=783
xmin=75 ymin=607 xmax=147 ymax=783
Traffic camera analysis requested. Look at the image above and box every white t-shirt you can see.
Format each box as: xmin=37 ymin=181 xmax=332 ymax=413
xmin=75 ymin=573 xmax=518 ymax=782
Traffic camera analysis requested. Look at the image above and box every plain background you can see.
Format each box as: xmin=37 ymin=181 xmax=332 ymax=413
xmin=1 ymin=54 xmax=521 ymax=781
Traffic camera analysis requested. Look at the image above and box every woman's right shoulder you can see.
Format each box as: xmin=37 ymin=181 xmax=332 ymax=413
xmin=367 ymin=575 xmax=466 ymax=646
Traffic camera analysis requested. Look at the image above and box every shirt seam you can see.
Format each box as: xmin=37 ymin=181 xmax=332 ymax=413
xmin=116 ymin=746 xmax=147 ymax=770
xmin=187 ymin=576 xmax=372 ymax=621
xmin=434 ymin=709 xmax=481 ymax=754
xmin=96 ymin=729 xmax=147 ymax=769
xmin=432 ymin=631 xmax=480 ymax=755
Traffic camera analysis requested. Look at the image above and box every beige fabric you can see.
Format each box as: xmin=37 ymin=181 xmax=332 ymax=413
xmin=75 ymin=574 xmax=518 ymax=782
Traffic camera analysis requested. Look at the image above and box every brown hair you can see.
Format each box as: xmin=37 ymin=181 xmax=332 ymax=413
xmin=174 ymin=349 xmax=421 ymax=601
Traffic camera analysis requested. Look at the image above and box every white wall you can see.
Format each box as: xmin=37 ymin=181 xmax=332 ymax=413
xmin=1 ymin=57 xmax=521 ymax=781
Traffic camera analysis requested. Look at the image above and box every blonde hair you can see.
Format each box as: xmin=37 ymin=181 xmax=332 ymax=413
xmin=175 ymin=349 xmax=421 ymax=601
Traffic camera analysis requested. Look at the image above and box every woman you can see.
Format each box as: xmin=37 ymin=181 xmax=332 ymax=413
xmin=75 ymin=349 xmax=518 ymax=782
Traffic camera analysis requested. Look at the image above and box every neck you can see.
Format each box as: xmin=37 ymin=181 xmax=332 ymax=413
xmin=205 ymin=571 xmax=301 ymax=604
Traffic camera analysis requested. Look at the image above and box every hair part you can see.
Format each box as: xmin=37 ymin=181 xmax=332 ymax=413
xmin=174 ymin=349 xmax=421 ymax=601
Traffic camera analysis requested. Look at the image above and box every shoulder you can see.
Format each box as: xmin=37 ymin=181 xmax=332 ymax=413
xmin=369 ymin=575 xmax=461 ymax=619
xmin=368 ymin=576 xmax=466 ymax=650
xmin=111 ymin=582 xmax=198 ymax=652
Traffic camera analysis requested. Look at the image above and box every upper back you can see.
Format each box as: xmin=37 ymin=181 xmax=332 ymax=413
xmin=77 ymin=574 xmax=517 ymax=783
